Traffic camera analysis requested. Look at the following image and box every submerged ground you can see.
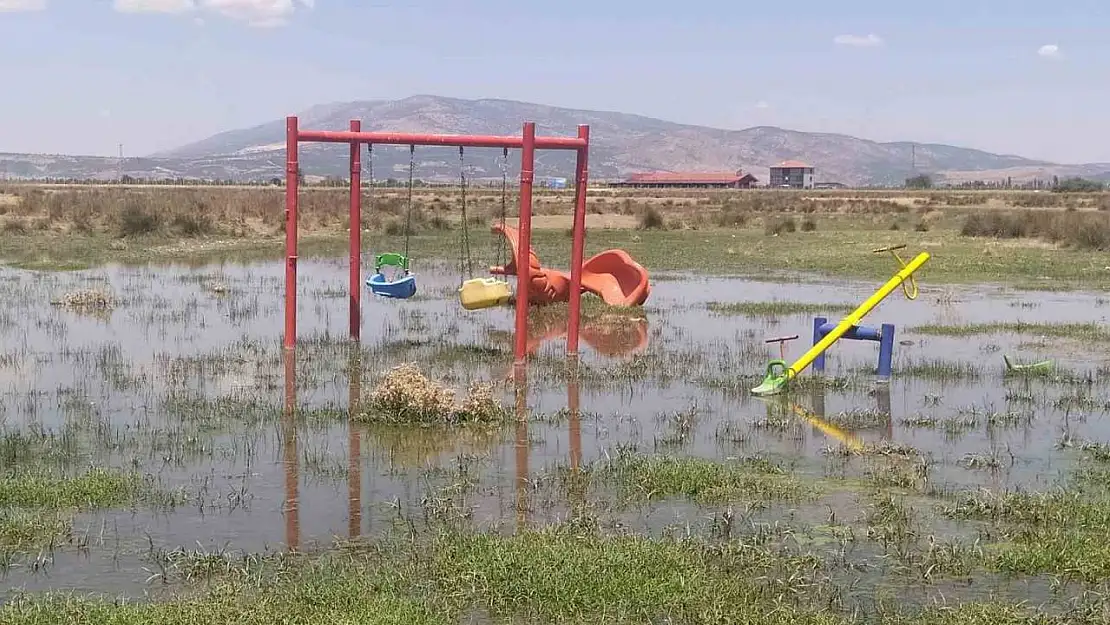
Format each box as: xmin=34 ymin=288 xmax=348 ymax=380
xmin=1 ymin=186 xmax=1110 ymax=623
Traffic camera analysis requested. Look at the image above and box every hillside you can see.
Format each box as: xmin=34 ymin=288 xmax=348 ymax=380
xmin=3 ymin=95 xmax=1108 ymax=186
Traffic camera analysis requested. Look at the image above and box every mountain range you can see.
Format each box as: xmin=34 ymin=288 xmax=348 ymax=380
xmin=2 ymin=95 xmax=1107 ymax=187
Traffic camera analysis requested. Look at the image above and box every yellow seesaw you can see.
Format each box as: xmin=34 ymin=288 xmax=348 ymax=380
xmin=750 ymin=246 xmax=931 ymax=396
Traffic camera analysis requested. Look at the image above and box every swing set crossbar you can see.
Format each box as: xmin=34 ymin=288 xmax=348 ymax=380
xmin=296 ymin=129 xmax=587 ymax=151
xmin=283 ymin=116 xmax=593 ymax=368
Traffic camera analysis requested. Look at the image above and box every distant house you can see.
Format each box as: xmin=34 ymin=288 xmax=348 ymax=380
xmin=769 ymin=160 xmax=815 ymax=189
xmin=610 ymin=170 xmax=758 ymax=189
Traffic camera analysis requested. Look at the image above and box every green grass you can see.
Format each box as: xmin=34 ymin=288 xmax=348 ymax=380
xmin=0 ymin=468 xmax=176 ymax=553
xmin=0 ymin=509 xmax=69 ymax=549
xmin=942 ymin=468 xmax=1110 ymax=583
xmin=0 ymin=468 xmax=152 ymax=509
xmin=6 ymin=219 xmax=1110 ymax=289
xmin=600 ymin=452 xmax=815 ymax=504
xmin=897 ymin=358 xmax=983 ymax=381
xmin=428 ymin=528 xmax=836 ymax=623
xmin=706 ymin=300 xmax=856 ymax=317
xmin=912 ymin=322 xmax=1110 ymax=342
xmin=0 ymin=526 xmax=1097 ymax=625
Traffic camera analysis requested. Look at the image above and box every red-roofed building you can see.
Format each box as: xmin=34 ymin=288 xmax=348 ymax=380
xmin=769 ymin=160 xmax=815 ymax=189
xmin=611 ymin=170 xmax=758 ymax=189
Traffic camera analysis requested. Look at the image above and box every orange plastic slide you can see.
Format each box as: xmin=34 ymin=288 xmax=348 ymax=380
xmin=489 ymin=224 xmax=651 ymax=306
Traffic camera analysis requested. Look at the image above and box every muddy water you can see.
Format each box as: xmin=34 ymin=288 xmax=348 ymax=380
xmin=0 ymin=257 xmax=1109 ymax=598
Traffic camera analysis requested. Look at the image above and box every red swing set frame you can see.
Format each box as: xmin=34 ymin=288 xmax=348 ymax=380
xmin=282 ymin=117 xmax=592 ymax=366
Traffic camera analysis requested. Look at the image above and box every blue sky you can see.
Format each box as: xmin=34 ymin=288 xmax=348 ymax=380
xmin=1 ymin=0 xmax=1107 ymax=163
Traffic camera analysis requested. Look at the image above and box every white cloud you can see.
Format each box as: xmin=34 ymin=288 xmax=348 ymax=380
xmin=1037 ymin=44 xmax=1062 ymax=59
xmin=754 ymin=101 xmax=770 ymax=110
xmin=112 ymin=0 xmax=313 ymax=27
xmin=113 ymin=0 xmax=194 ymax=13
xmin=833 ymin=33 xmax=884 ymax=47
xmin=0 ymin=0 xmax=46 ymax=11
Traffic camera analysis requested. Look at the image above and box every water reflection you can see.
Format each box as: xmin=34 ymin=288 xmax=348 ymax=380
xmin=347 ymin=344 xmax=362 ymax=540
xmin=282 ymin=350 xmax=299 ymax=551
xmin=524 ymin=310 xmax=650 ymax=359
xmin=514 ymin=368 xmax=529 ymax=529
xmin=811 ymin=384 xmax=893 ymax=440
xmin=566 ymin=359 xmax=586 ymax=511
xmin=7 ymin=259 xmax=1110 ymax=602
xmin=568 ymin=359 xmax=582 ymax=471
xmin=788 ymin=401 xmax=865 ymax=452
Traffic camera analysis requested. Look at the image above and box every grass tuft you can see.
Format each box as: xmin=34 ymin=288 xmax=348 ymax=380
xmin=601 ymin=451 xmax=814 ymax=504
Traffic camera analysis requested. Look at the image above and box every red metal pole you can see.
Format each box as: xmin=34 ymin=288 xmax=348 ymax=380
xmin=349 ymin=119 xmax=361 ymax=342
xmin=513 ymin=122 xmax=536 ymax=366
xmin=283 ymin=116 xmax=300 ymax=350
xmin=566 ymin=125 xmax=590 ymax=358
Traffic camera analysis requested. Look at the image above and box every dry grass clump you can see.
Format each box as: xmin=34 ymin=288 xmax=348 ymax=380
xmin=960 ymin=209 xmax=1110 ymax=250
xmin=0 ymin=186 xmax=479 ymax=239
xmin=764 ymin=216 xmax=797 ymax=235
xmin=635 ymin=205 xmax=665 ymax=230
xmin=362 ymin=363 xmax=504 ymax=424
xmin=50 ymin=288 xmax=116 ymax=311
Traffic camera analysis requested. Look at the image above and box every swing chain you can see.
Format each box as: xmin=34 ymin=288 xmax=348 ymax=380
xmin=403 ymin=144 xmax=415 ymax=272
xmin=495 ymin=147 xmax=509 ymax=278
xmin=365 ymin=143 xmax=373 ymax=269
xmin=458 ymin=146 xmax=473 ymax=280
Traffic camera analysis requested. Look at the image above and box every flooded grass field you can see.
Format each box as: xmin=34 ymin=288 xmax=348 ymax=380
xmin=3 ymin=252 xmax=1110 ymax=622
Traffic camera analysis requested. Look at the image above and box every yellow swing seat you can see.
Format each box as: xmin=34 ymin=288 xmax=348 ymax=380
xmin=459 ymin=277 xmax=512 ymax=311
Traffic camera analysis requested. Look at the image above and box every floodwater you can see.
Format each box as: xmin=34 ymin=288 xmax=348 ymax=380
xmin=1 ymin=256 xmax=1109 ymax=600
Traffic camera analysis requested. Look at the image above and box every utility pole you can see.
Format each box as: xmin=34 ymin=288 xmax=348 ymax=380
xmin=117 ymin=143 xmax=123 ymax=184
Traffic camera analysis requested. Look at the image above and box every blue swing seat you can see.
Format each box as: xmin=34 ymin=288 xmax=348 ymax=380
xmin=366 ymin=272 xmax=417 ymax=299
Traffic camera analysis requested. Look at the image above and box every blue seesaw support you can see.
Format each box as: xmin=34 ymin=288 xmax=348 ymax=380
xmin=812 ymin=316 xmax=896 ymax=382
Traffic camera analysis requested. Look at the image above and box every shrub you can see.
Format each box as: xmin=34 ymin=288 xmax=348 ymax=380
xmin=764 ymin=216 xmax=797 ymax=236
xmin=636 ymin=205 xmax=665 ymax=230
xmin=800 ymin=217 xmax=817 ymax=232
xmin=117 ymin=202 xmax=161 ymax=236
xmin=713 ymin=210 xmax=748 ymax=228
xmin=960 ymin=212 xmax=1028 ymax=238
xmin=1 ymin=218 xmax=28 ymax=234
xmin=382 ymin=219 xmax=406 ymax=236
xmin=170 ymin=214 xmax=215 ymax=237
xmin=960 ymin=209 xmax=1110 ymax=250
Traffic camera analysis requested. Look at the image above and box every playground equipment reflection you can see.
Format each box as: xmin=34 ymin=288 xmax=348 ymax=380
xmin=798 ymin=384 xmax=894 ymax=450
xmin=283 ymin=343 xmax=591 ymax=542
xmin=565 ymin=360 xmax=587 ymax=511
xmin=514 ymin=369 xmax=529 ymax=529
xmin=810 ymin=385 xmax=893 ymax=440
xmin=757 ymin=384 xmax=893 ymax=454
xmin=282 ymin=351 xmax=299 ymax=551
xmin=513 ymin=360 xmax=585 ymax=530
xmin=787 ymin=401 xmax=865 ymax=453
xmin=517 ymin=309 xmax=650 ymax=359
xmin=348 ymin=345 xmax=362 ymax=539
